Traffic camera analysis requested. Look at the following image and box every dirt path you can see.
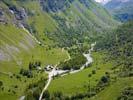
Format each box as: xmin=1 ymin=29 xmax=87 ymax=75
xmin=39 ymin=66 xmax=57 ymax=100
xmin=39 ymin=42 xmax=96 ymax=100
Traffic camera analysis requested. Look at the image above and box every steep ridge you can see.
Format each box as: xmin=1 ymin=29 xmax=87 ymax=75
xmin=0 ymin=1 xmax=66 ymax=72
xmin=1 ymin=0 xmax=118 ymax=47
xmin=0 ymin=0 xmax=118 ymax=71
xmin=40 ymin=0 xmax=118 ymax=46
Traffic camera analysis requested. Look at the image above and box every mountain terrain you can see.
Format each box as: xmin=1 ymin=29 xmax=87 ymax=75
xmin=46 ymin=21 xmax=133 ymax=100
xmin=0 ymin=0 xmax=132 ymax=100
xmin=0 ymin=0 xmax=118 ymax=75
xmin=96 ymin=21 xmax=133 ymax=76
xmin=104 ymin=0 xmax=133 ymax=22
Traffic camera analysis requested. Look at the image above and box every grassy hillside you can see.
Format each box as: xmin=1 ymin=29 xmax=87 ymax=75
xmin=90 ymin=77 xmax=133 ymax=100
xmin=90 ymin=21 xmax=133 ymax=100
xmin=43 ymin=0 xmax=118 ymax=47
xmin=1 ymin=0 xmax=118 ymax=47
xmin=0 ymin=23 xmax=69 ymax=100
xmin=0 ymin=24 xmax=68 ymax=73
xmin=0 ymin=3 xmax=68 ymax=98
xmin=1 ymin=0 xmax=57 ymax=45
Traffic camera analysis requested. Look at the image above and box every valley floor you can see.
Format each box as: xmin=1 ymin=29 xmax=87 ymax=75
xmin=48 ymin=51 xmax=133 ymax=100
xmin=48 ymin=51 xmax=113 ymax=95
xmin=1 ymin=48 xmax=132 ymax=100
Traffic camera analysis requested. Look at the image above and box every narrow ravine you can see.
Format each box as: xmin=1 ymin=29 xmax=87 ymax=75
xmin=39 ymin=42 xmax=96 ymax=100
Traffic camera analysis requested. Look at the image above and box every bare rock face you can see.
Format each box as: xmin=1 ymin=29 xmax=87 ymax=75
xmin=0 ymin=50 xmax=11 ymax=61
xmin=9 ymin=6 xmax=27 ymax=20
xmin=7 ymin=5 xmax=28 ymax=28
xmin=0 ymin=8 xmax=3 ymax=16
xmin=0 ymin=8 xmax=7 ymax=24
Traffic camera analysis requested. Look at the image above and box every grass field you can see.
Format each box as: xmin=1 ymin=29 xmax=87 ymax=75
xmin=0 ymin=28 xmax=68 ymax=100
xmin=48 ymin=51 xmax=114 ymax=95
xmin=90 ymin=77 xmax=133 ymax=100
xmin=0 ymin=46 xmax=68 ymax=72
xmin=0 ymin=72 xmax=47 ymax=100
xmin=0 ymin=47 xmax=69 ymax=100
xmin=0 ymin=24 xmax=69 ymax=73
xmin=48 ymin=51 xmax=133 ymax=100
xmin=0 ymin=46 xmax=68 ymax=100
xmin=0 ymin=2 xmax=69 ymax=99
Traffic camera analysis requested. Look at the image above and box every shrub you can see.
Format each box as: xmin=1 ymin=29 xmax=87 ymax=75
xmin=59 ymin=53 xmax=87 ymax=70
xmin=88 ymin=74 xmax=92 ymax=77
xmin=19 ymin=69 xmax=33 ymax=78
xmin=25 ymin=90 xmax=34 ymax=100
xmin=33 ymin=88 xmax=41 ymax=100
xmin=117 ymin=87 xmax=133 ymax=100
xmin=43 ymin=90 xmax=50 ymax=99
xmin=101 ymin=76 xmax=109 ymax=83
xmin=0 ymin=81 xmax=3 ymax=87
xmin=14 ymin=85 xmax=18 ymax=88
xmin=92 ymin=70 xmax=96 ymax=74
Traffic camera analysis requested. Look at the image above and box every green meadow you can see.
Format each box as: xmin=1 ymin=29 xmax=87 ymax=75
xmin=48 ymin=52 xmax=114 ymax=95
xmin=90 ymin=77 xmax=133 ymax=100
xmin=0 ymin=46 xmax=69 ymax=100
xmin=0 ymin=24 xmax=69 ymax=99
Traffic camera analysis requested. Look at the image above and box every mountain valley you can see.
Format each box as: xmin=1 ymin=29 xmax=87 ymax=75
xmin=0 ymin=0 xmax=132 ymax=100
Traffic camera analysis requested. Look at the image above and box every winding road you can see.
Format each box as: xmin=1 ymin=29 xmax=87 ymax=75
xmin=39 ymin=42 xmax=96 ymax=100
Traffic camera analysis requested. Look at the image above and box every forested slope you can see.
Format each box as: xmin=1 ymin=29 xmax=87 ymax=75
xmin=96 ymin=21 xmax=133 ymax=76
